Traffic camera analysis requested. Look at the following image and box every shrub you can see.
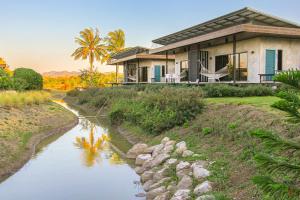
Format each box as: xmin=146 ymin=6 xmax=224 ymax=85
xmin=67 ymin=89 xmax=80 ymax=97
xmin=203 ymin=84 xmax=274 ymax=97
xmin=202 ymin=127 xmax=213 ymax=135
xmin=274 ymin=69 xmax=300 ymax=89
xmin=0 ymin=68 xmax=9 ymax=77
xmin=0 ymin=77 xmax=12 ymax=90
xmin=11 ymin=78 xmax=29 ymax=91
xmin=109 ymin=87 xmax=204 ymax=135
xmin=13 ymin=68 xmax=43 ymax=90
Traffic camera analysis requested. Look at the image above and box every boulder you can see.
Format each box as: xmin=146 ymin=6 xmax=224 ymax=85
xmin=164 ymin=158 xmax=178 ymax=167
xmin=134 ymin=166 xmax=144 ymax=174
xmin=166 ymin=181 xmax=177 ymax=193
xmin=127 ymin=143 xmax=148 ymax=159
xmin=162 ymin=144 xmax=174 ymax=154
xmin=176 ymin=161 xmax=190 ymax=172
xmin=143 ymin=179 xmax=154 ymax=192
xmin=153 ymin=192 xmax=170 ymax=200
xmin=196 ymin=195 xmax=216 ymax=200
xmin=161 ymin=137 xmax=170 ymax=144
xmin=176 ymin=141 xmax=187 ymax=149
xmin=182 ymin=150 xmax=194 ymax=158
xmin=191 ymin=161 xmax=209 ymax=169
xmin=193 ymin=181 xmax=212 ymax=196
xmin=136 ymin=154 xmax=152 ymax=166
xmin=141 ymin=170 xmax=154 ymax=183
xmin=176 ymin=161 xmax=191 ymax=179
xmin=192 ymin=166 xmax=210 ymax=180
xmin=142 ymin=159 xmax=154 ymax=171
xmin=146 ymin=186 xmax=166 ymax=200
xmin=175 ymin=145 xmax=187 ymax=155
xmin=153 ymin=167 xmax=168 ymax=181
xmin=152 ymin=144 xmax=164 ymax=158
xmin=151 ymin=153 xmax=170 ymax=168
xmin=148 ymin=177 xmax=171 ymax=191
xmin=177 ymin=175 xmax=193 ymax=190
xmin=171 ymin=189 xmax=191 ymax=200
xmin=165 ymin=140 xmax=176 ymax=146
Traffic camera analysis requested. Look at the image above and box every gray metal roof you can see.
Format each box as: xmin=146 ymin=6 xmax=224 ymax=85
xmin=152 ymin=7 xmax=300 ymax=45
xmin=111 ymin=46 xmax=149 ymax=59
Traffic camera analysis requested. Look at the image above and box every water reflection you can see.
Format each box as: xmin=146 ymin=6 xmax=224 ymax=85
xmin=0 ymin=101 xmax=144 ymax=200
xmin=74 ymin=119 xmax=124 ymax=167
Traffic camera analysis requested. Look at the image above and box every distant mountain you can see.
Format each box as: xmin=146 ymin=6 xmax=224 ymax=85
xmin=43 ymin=71 xmax=80 ymax=77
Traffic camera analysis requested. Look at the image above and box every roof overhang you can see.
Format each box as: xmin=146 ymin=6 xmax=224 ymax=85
xmin=150 ymin=24 xmax=300 ymax=54
xmin=108 ymin=54 xmax=175 ymax=65
xmin=152 ymin=7 xmax=300 ymax=45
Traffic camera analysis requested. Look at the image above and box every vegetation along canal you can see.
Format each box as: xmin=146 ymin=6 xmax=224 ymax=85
xmin=0 ymin=100 xmax=144 ymax=200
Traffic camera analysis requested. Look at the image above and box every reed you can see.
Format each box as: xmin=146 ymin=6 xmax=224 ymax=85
xmin=0 ymin=91 xmax=51 ymax=107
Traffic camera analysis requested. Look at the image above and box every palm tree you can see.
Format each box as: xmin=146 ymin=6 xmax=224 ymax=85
xmin=71 ymin=28 xmax=107 ymax=73
xmin=105 ymin=29 xmax=125 ymax=82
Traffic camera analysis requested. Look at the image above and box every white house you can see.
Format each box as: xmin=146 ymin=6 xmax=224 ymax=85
xmin=150 ymin=7 xmax=300 ymax=83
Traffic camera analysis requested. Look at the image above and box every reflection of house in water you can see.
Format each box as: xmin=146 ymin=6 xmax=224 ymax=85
xmin=74 ymin=123 xmax=123 ymax=167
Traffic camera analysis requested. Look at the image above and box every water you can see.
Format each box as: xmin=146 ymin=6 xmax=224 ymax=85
xmin=0 ymin=101 xmax=144 ymax=200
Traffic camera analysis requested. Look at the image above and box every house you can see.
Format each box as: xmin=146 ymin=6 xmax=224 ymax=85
xmin=108 ymin=46 xmax=175 ymax=83
xmin=150 ymin=7 xmax=300 ymax=83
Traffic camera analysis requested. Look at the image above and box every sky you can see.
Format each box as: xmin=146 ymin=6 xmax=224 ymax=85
xmin=1 ymin=0 xmax=300 ymax=73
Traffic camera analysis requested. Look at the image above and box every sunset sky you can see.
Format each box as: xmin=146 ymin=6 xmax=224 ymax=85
xmin=1 ymin=0 xmax=300 ymax=73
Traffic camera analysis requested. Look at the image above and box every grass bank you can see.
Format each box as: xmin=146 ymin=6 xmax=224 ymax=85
xmin=0 ymin=91 xmax=78 ymax=182
xmin=65 ymin=85 xmax=298 ymax=199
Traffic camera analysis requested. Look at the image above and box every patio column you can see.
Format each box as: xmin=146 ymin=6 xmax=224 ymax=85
xmin=166 ymin=51 xmax=168 ymax=74
xmin=233 ymin=34 xmax=237 ymax=83
xmin=115 ymin=64 xmax=118 ymax=83
xmin=137 ymin=58 xmax=140 ymax=83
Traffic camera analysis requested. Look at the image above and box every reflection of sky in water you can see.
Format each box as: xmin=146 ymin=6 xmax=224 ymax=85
xmin=0 ymin=101 xmax=144 ymax=200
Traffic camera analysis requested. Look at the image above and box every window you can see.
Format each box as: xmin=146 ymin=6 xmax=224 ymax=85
xmin=162 ymin=65 xmax=165 ymax=77
xmin=180 ymin=60 xmax=189 ymax=81
xmin=278 ymin=50 xmax=283 ymax=71
xmin=215 ymin=52 xmax=248 ymax=81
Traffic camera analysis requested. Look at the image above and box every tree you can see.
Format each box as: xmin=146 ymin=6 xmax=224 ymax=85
xmin=105 ymin=29 xmax=125 ymax=83
xmin=71 ymin=28 xmax=107 ymax=74
xmin=251 ymin=70 xmax=300 ymax=199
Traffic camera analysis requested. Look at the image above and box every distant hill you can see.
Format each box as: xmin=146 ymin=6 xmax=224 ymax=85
xmin=43 ymin=71 xmax=80 ymax=77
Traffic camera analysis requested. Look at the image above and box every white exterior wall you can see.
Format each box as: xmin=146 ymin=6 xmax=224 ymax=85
xmin=259 ymin=37 xmax=300 ymax=72
xmin=173 ymin=37 xmax=300 ymax=83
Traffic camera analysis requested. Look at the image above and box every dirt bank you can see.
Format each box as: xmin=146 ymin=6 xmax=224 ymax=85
xmin=0 ymin=102 xmax=78 ymax=182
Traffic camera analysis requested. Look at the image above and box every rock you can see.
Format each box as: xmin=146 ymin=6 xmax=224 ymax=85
xmin=191 ymin=161 xmax=209 ymax=169
xmin=145 ymin=145 xmax=156 ymax=154
xmin=176 ymin=161 xmax=191 ymax=179
xmin=136 ymin=154 xmax=152 ymax=166
xmin=165 ymin=140 xmax=176 ymax=146
xmin=162 ymin=144 xmax=174 ymax=154
xmin=182 ymin=150 xmax=194 ymax=157
xmin=176 ymin=141 xmax=186 ymax=148
xmin=151 ymin=153 xmax=170 ymax=168
xmin=154 ymin=192 xmax=170 ymax=200
xmin=177 ymin=175 xmax=193 ymax=190
xmin=167 ymin=181 xmax=177 ymax=193
xmin=152 ymin=144 xmax=164 ymax=158
xmin=135 ymin=192 xmax=146 ymax=197
xmin=148 ymin=177 xmax=171 ymax=191
xmin=127 ymin=143 xmax=148 ymax=159
xmin=142 ymin=159 xmax=154 ymax=171
xmin=175 ymin=145 xmax=187 ymax=155
xmin=196 ymin=195 xmax=216 ymax=200
xmin=192 ymin=167 xmax=210 ymax=180
xmin=147 ymin=186 xmax=166 ymax=200
xmin=164 ymin=158 xmax=178 ymax=167
xmin=153 ymin=167 xmax=168 ymax=181
xmin=176 ymin=161 xmax=190 ymax=172
xmin=134 ymin=166 xmax=144 ymax=174
xmin=161 ymin=137 xmax=170 ymax=144
xmin=171 ymin=189 xmax=191 ymax=200
xmin=143 ymin=179 xmax=154 ymax=192
xmin=194 ymin=181 xmax=212 ymax=196
xmin=141 ymin=170 xmax=154 ymax=183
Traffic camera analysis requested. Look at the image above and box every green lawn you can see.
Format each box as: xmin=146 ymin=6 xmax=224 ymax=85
xmin=205 ymin=96 xmax=281 ymax=110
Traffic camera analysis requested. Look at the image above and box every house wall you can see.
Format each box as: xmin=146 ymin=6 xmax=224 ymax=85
xmin=173 ymin=37 xmax=300 ymax=83
xmin=259 ymin=37 xmax=300 ymax=72
xmin=123 ymin=59 xmax=175 ymax=83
